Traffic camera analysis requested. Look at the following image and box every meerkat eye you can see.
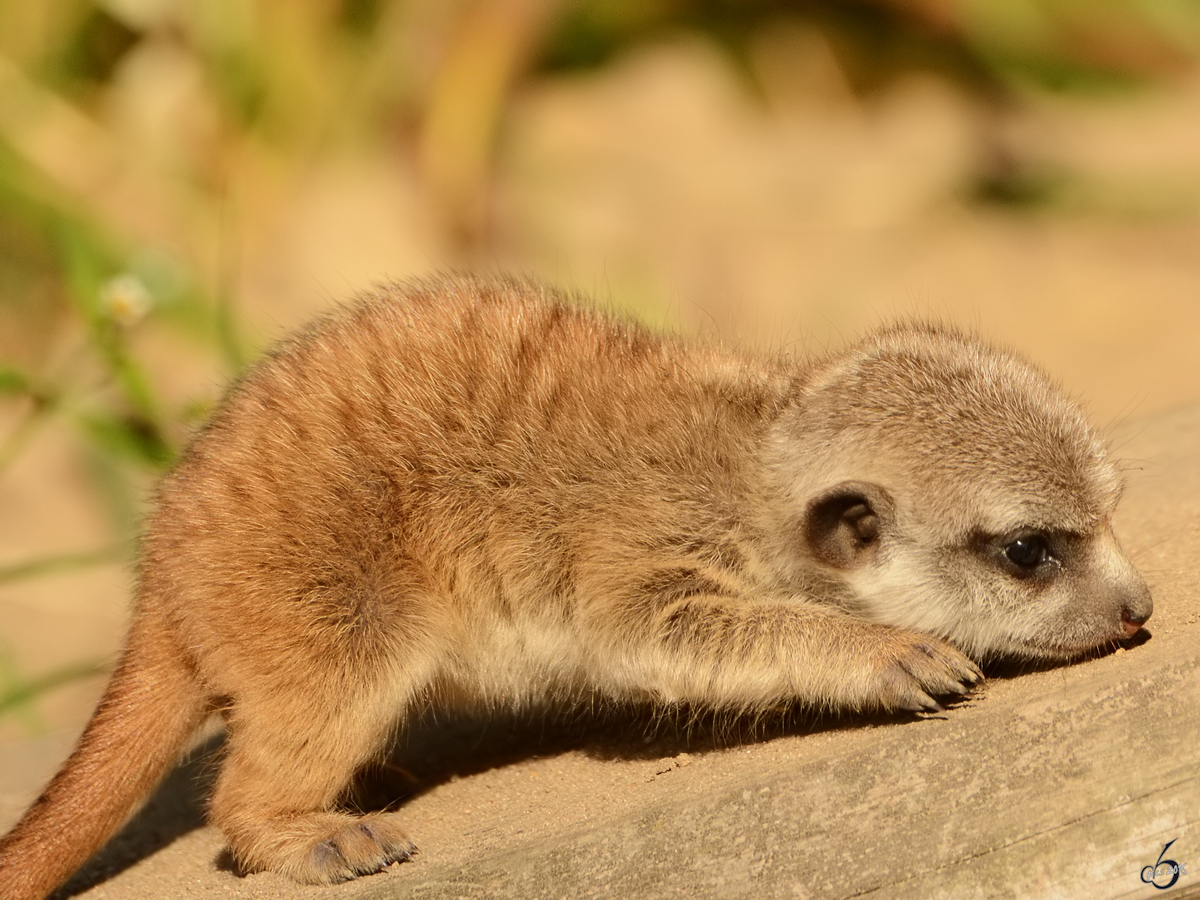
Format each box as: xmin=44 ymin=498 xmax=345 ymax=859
xmin=1002 ymin=533 xmax=1053 ymax=573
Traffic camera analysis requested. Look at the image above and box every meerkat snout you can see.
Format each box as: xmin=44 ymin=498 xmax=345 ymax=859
xmin=1088 ymin=527 xmax=1153 ymax=638
xmin=0 ymin=276 xmax=1153 ymax=898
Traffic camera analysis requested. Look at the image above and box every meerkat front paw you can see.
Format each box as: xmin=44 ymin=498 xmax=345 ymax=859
xmin=866 ymin=631 xmax=983 ymax=713
xmin=230 ymin=811 xmax=415 ymax=884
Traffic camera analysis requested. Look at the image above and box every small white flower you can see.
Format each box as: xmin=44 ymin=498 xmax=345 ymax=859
xmin=99 ymin=274 xmax=153 ymax=327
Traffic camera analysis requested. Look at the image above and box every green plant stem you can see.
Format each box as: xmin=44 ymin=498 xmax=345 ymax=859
xmin=0 ymin=659 xmax=111 ymax=716
xmin=0 ymin=397 xmax=55 ymax=476
xmin=0 ymin=545 xmax=127 ymax=586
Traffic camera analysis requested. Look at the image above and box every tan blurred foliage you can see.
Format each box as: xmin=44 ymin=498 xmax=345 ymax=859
xmin=0 ymin=0 xmax=1198 ymax=735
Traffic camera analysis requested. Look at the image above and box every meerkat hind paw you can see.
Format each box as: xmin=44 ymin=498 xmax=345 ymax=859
xmin=261 ymin=811 xmax=416 ymax=884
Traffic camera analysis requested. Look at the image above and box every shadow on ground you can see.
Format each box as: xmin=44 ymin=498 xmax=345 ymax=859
xmin=49 ymin=621 xmax=1153 ymax=897
xmin=51 ymin=692 xmax=963 ymax=896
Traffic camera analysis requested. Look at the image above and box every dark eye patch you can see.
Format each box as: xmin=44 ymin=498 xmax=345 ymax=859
xmin=974 ymin=529 xmax=1068 ymax=580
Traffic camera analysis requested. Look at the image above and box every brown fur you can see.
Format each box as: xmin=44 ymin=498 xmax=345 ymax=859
xmin=0 ymin=275 xmax=1150 ymax=895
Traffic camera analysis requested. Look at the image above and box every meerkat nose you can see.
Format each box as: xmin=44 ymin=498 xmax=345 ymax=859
xmin=1121 ymin=608 xmax=1149 ymax=637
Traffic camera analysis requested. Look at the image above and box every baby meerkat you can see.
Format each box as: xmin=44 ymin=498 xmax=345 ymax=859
xmin=0 ymin=275 xmax=1150 ymax=896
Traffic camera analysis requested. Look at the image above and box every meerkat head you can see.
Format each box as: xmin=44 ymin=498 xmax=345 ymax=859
xmin=766 ymin=323 xmax=1152 ymax=663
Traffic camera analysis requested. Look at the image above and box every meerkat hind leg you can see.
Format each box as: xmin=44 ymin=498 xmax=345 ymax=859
xmin=209 ymin=696 xmax=415 ymax=884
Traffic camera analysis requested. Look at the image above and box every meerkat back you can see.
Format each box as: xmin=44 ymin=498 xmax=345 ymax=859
xmin=0 ymin=275 xmax=1150 ymax=897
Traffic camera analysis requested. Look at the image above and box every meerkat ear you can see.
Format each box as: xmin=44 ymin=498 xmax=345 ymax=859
xmin=803 ymin=481 xmax=895 ymax=569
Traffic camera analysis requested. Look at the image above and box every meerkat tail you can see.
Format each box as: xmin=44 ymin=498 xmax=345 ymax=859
xmin=0 ymin=610 xmax=208 ymax=900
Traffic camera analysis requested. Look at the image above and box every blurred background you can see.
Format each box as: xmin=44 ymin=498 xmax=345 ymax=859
xmin=1 ymin=0 xmax=1198 ymax=741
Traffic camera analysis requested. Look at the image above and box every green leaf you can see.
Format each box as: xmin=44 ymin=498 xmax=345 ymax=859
xmin=0 ymin=367 xmax=32 ymax=396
